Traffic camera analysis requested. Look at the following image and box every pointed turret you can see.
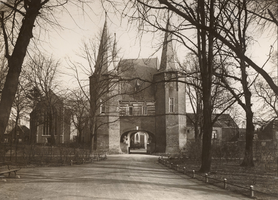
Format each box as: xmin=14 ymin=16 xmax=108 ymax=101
xmin=112 ymin=33 xmax=119 ymax=70
xmin=159 ymin=19 xmax=176 ymax=71
xmin=95 ymin=12 xmax=109 ymax=74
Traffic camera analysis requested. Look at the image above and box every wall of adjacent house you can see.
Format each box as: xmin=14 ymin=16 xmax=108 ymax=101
xmin=221 ymin=127 xmax=238 ymax=142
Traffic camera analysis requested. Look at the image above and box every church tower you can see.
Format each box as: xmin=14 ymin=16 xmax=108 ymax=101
xmin=90 ymin=14 xmax=121 ymax=153
xmin=154 ymin=20 xmax=187 ymax=153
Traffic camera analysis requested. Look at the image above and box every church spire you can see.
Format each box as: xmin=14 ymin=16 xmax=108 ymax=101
xmin=95 ymin=12 xmax=109 ymax=74
xmin=159 ymin=16 xmax=177 ymax=71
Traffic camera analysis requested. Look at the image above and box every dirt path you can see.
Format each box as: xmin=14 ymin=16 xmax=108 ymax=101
xmin=0 ymin=154 xmax=250 ymax=200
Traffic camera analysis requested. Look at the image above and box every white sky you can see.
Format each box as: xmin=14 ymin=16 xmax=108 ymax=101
xmin=40 ymin=1 xmax=277 ymax=76
xmin=32 ymin=1 xmax=167 ymax=89
xmin=42 ymin=2 xmax=162 ymax=63
xmin=32 ymin=1 xmax=278 ymax=124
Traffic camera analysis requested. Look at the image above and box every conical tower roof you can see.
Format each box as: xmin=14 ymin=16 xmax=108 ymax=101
xmin=159 ymin=19 xmax=177 ymax=72
xmin=112 ymin=33 xmax=119 ymax=70
xmin=95 ymin=13 xmax=109 ymax=75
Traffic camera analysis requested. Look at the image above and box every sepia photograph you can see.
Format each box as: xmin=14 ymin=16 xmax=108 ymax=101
xmin=0 ymin=0 xmax=277 ymax=199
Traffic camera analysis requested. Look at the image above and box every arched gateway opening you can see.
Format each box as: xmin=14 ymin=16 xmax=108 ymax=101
xmin=120 ymin=130 xmax=156 ymax=154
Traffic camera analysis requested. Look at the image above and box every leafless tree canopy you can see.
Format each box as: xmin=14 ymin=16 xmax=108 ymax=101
xmin=0 ymin=0 xmax=89 ymax=139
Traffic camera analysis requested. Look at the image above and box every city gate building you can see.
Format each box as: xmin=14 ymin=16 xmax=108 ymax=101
xmin=89 ymin=18 xmax=187 ymax=154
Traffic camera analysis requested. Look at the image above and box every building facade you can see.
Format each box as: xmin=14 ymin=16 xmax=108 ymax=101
xmin=30 ymin=91 xmax=71 ymax=144
xmin=186 ymin=113 xmax=239 ymax=143
xmin=90 ymin=19 xmax=187 ymax=154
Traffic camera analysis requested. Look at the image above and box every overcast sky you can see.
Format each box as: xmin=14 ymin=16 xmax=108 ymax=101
xmin=1 ymin=1 xmax=276 ymax=126
xmin=42 ymin=1 xmax=277 ymax=72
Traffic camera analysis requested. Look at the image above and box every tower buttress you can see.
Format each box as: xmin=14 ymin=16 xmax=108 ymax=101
xmin=154 ymin=18 xmax=186 ymax=153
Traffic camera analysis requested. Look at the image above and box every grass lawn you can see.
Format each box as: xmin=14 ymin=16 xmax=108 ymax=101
xmin=159 ymin=157 xmax=278 ymax=200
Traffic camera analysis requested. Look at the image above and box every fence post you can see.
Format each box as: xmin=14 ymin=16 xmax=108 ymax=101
xmin=183 ymin=167 xmax=186 ymax=174
xmin=224 ymin=178 xmax=227 ymax=189
xmin=205 ymin=173 xmax=209 ymax=183
xmin=176 ymin=164 xmax=179 ymax=171
xmin=250 ymin=185 xmax=254 ymax=198
xmin=192 ymin=170 xmax=195 ymax=178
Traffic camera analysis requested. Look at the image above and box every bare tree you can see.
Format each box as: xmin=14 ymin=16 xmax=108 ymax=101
xmin=183 ymin=54 xmax=203 ymax=141
xmin=67 ymin=89 xmax=90 ymax=145
xmin=25 ymin=53 xmax=63 ymax=145
xmin=9 ymin=74 xmax=32 ymax=159
xmin=254 ymin=52 xmax=278 ymax=120
xmin=0 ymin=0 xmax=87 ymax=142
xmin=68 ymin=16 xmax=123 ymax=152
xmin=109 ymin=0 xmax=278 ymax=171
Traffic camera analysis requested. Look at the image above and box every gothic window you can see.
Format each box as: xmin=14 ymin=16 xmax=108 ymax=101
xmin=43 ymin=113 xmax=50 ymax=136
xmin=212 ymin=130 xmax=217 ymax=139
xmin=169 ymin=97 xmax=174 ymax=113
xmin=54 ymin=107 xmax=58 ymax=136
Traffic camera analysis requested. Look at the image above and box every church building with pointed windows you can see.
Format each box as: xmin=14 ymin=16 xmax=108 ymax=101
xmin=89 ymin=17 xmax=187 ymax=154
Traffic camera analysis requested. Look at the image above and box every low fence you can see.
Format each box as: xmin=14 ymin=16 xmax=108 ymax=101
xmin=0 ymin=144 xmax=106 ymax=167
xmin=183 ymin=140 xmax=278 ymax=172
xmin=158 ymin=156 xmax=278 ymax=199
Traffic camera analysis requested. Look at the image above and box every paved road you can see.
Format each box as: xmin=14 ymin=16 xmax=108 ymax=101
xmin=1 ymin=154 xmax=250 ymax=200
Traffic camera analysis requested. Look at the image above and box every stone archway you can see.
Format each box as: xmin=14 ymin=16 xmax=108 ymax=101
xmin=120 ymin=130 xmax=156 ymax=154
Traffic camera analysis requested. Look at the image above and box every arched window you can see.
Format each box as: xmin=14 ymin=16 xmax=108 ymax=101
xmin=212 ymin=130 xmax=217 ymax=139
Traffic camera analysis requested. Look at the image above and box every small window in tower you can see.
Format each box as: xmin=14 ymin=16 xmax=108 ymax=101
xmin=142 ymin=106 xmax=147 ymax=115
xmin=129 ymin=106 xmax=133 ymax=115
xmin=100 ymin=99 xmax=105 ymax=114
xmin=169 ymin=98 xmax=174 ymax=113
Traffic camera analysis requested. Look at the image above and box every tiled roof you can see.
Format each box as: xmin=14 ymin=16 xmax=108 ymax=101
xmin=186 ymin=113 xmax=238 ymax=128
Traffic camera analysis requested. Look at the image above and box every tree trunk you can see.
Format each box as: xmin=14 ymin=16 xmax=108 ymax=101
xmin=198 ymin=0 xmax=215 ymax=173
xmin=0 ymin=2 xmax=41 ymax=140
xmin=49 ymin=110 xmax=56 ymax=146
xmin=240 ymin=113 xmax=254 ymax=167
xmin=199 ymin=94 xmax=213 ymax=172
xmin=90 ymin=121 xmax=97 ymax=153
xmin=241 ymin=92 xmax=254 ymax=167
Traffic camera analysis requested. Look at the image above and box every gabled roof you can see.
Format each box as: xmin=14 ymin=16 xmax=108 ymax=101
xmin=118 ymin=58 xmax=158 ymax=81
xmin=186 ymin=113 xmax=238 ymax=128
xmin=7 ymin=125 xmax=30 ymax=135
xmin=117 ymin=58 xmax=158 ymax=101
